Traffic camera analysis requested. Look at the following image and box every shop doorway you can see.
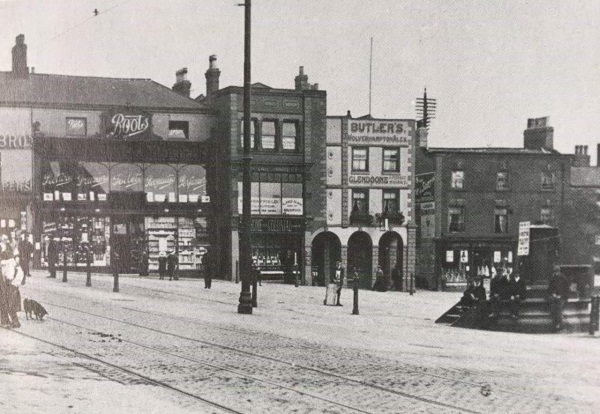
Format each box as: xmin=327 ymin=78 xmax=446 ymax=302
xmin=112 ymin=216 xmax=144 ymax=273
xmin=347 ymin=231 xmax=373 ymax=289
xmin=379 ymin=231 xmax=404 ymax=290
xmin=311 ymin=231 xmax=341 ymax=286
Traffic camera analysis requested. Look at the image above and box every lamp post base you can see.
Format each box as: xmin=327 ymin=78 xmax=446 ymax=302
xmin=238 ymin=291 xmax=253 ymax=314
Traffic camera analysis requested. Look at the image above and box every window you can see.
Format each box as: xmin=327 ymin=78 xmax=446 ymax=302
xmin=541 ymin=172 xmax=555 ymax=190
xmin=451 ymin=171 xmax=464 ymax=189
xmin=352 ymin=147 xmax=368 ymax=172
xmin=383 ymin=148 xmax=400 ymax=172
xmin=239 ymin=119 xmax=257 ymax=149
xmin=494 ymin=208 xmax=508 ymax=233
xmin=351 ymin=190 xmax=368 ymax=215
xmin=168 ymin=121 xmax=189 ymax=139
xmin=496 ymin=171 xmax=509 ymax=191
xmin=66 ymin=117 xmax=87 ymax=136
xmin=261 ymin=121 xmax=276 ymax=150
xmin=282 ymin=122 xmax=298 ymax=151
xmin=541 ymin=207 xmax=553 ymax=224
xmin=448 ymin=207 xmax=464 ymax=232
xmin=382 ymin=190 xmax=398 ymax=214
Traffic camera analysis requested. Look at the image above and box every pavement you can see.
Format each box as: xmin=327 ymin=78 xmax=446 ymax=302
xmin=1 ymin=270 xmax=599 ymax=413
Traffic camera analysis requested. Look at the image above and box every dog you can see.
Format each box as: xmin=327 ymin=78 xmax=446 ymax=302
xmin=23 ymin=299 xmax=48 ymax=321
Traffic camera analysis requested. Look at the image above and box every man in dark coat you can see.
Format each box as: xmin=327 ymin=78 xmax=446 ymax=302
xmin=203 ymin=250 xmax=213 ymax=289
xmin=332 ymin=261 xmax=344 ymax=306
xmin=17 ymin=233 xmax=34 ymax=283
xmin=167 ymin=251 xmax=178 ymax=281
xmin=473 ymin=278 xmax=487 ymax=302
xmin=47 ymin=237 xmax=59 ymax=278
xmin=158 ymin=251 xmax=167 ymax=280
xmin=139 ymin=250 xmax=149 ymax=277
xmin=548 ymin=265 xmax=570 ymax=331
xmin=391 ymin=264 xmax=403 ymax=291
xmin=507 ymin=270 xmax=527 ymax=319
xmin=488 ymin=271 xmax=510 ymax=318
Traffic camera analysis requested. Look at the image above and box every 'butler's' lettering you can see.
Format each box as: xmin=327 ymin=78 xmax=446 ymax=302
xmin=111 ymin=113 xmax=149 ymax=138
xmin=350 ymin=122 xmax=404 ymax=134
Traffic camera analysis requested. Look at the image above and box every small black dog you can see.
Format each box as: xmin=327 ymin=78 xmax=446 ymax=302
xmin=23 ymin=299 xmax=48 ymax=321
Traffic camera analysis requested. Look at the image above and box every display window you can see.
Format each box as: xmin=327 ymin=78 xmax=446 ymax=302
xmin=178 ymin=165 xmax=206 ymax=203
xmin=145 ymin=164 xmax=176 ymax=202
xmin=110 ymin=163 xmax=143 ymax=192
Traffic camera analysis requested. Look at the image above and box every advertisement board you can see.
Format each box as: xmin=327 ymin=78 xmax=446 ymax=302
xmin=517 ymin=221 xmax=531 ymax=256
xmin=347 ymin=119 xmax=411 ymax=146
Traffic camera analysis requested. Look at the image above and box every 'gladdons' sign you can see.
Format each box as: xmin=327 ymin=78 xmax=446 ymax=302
xmin=105 ymin=111 xmax=151 ymax=140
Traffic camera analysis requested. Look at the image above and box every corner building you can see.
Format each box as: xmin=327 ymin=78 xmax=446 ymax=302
xmin=309 ymin=114 xmax=417 ymax=289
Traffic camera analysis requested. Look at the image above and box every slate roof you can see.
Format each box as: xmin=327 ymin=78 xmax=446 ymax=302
xmin=0 ymin=71 xmax=208 ymax=112
xmin=571 ymin=167 xmax=600 ymax=187
xmin=425 ymin=146 xmax=562 ymax=155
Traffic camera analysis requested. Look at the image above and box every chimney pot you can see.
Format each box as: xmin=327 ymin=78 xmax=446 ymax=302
xmin=172 ymin=67 xmax=191 ymax=97
xmin=12 ymin=33 xmax=28 ymax=77
xmin=205 ymin=55 xmax=221 ymax=98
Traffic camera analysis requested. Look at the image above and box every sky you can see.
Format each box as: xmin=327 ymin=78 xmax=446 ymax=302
xmin=1 ymin=0 xmax=599 ymax=162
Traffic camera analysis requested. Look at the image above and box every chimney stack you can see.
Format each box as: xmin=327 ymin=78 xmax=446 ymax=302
xmin=12 ymin=34 xmax=28 ymax=78
xmin=172 ymin=68 xmax=191 ymax=97
xmin=573 ymin=145 xmax=590 ymax=167
xmin=205 ymin=55 xmax=220 ymax=98
xmin=295 ymin=66 xmax=309 ymax=91
xmin=523 ymin=116 xmax=553 ymax=150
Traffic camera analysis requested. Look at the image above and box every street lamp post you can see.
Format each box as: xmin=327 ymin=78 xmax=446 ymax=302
xmin=238 ymin=0 xmax=253 ymax=314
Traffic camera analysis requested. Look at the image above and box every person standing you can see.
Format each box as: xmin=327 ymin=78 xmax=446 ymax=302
xmin=17 ymin=233 xmax=33 ymax=284
xmin=158 ymin=251 xmax=167 ymax=280
xmin=507 ymin=270 xmax=527 ymax=319
xmin=391 ymin=264 xmax=403 ymax=292
xmin=548 ymin=265 xmax=570 ymax=331
xmin=203 ymin=250 xmax=213 ymax=289
xmin=488 ymin=269 xmax=510 ymax=318
xmin=47 ymin=237 xmax=59 ymax=279
xmin=0 ymin=234 xmax=20 ymax=328
xmin=167 ymin=250 xmax=178 ymax=281
xmin=372 ymin=265 xmax=387 ymax=292
xmin=332 ymin=261 xmax=344 ymax=306
xmin=139 ymin=250 xmax=149 ymax=277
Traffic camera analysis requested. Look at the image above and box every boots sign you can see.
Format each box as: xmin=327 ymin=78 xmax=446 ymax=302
xmin=104 ymin=110 xmax=151 ymax=140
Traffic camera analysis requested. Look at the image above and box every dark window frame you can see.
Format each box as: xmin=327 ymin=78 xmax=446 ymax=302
xmin=351 ymin=147 xmax=369 ymax=172
xmin=382 ymin=147 xmax=401 ymax=173
xmin=281 ymin=120 xmax=299 ymax=152
xmin=260 ymin=119 xmax=278 ymax=151
xmin=382 ymin=189 xmax=399 ymax=214
xmin=451 ymin=170 xmax=464 ymax=190
xmin=496 ymin=171 xmax=509 ymax=191
xmin=239 ymin=118 xmax=258 ymax=150
xmin=494 ymin=207 xmax=509 ymax=233
xmin=351 ymin=189 xmax=369 ymax=215
xmin=168 ymin=120 xmax=190 ymax=140
xmin=448 ymin=206 xmax=465 ymax=233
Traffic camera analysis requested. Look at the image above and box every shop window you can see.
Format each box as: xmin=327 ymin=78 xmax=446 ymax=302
xmin=494 ymin=208 xmax=508 ymax=233
xmin=382 ymin=190 xmax=399 ymax=214
xmin=451 ymin=170 xmax=464 ymax=189
xmin=178 ymin=165 xmax=206 ymax=202
xmin=496 ymin=171 xmax=509 ymax=191
xmin=260 ymin=182 xmax=282 ymax=215
xmin=168 ymin=121 xmax=189 ymax=139
xmin=239 ymin=119 xmax=257 ymax=149
xmin=351 ymin=190 xmax=368 ymax=215
xmin=282 ymin=122 xmax=298 ymax=151
xmin=448 ymin=206 xmax=464 ymax=232
xmin=540 ymin=207 xmax=554 ymax=224
xmin=145 ymin=164 xmax=176 ymax=202
xmin=261 ymin=120 xmax=276 ymax=150
xmin=66 ymin=117 xmax=87 ymax=137
xmin=110 ymin=163 xmax=143 ymax=193
xmin=79 ymin=162 xmax=109 ymax=201
xmin=282 ymin=182 xmax=303 ymax=215
xmin=383 ymin=148 xmax=400 ymax=172
xmin=352 ymin=147 xmax=368 ymax=172
xmin=541 ymin=171 xmax=555 ymax=190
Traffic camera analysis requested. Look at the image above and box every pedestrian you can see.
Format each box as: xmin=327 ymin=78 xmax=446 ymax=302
xmin=488 ymin=269 xmax=510 ymax=319
xmin=548 ymin=265 xmax=569 ymax=331
xmin=17 ymin=233 xmax=33 ymax=284
xmin=507 ymin=270 xmax=527 ymax=319
xmin=47 ymin=237 xmax=59 ymax=278
xmin=391 ymin=264 xmax=403 ymax=291
xmin=158 ymin=251 xmax=167 ymax=280
xmin=473 ymin=278 xmax=487 ymax=302
xmin=332 ymin=260 xmax=344 ymax=306
xmin=0 ymin=234 xmax=21 ymax=329
xmin=372 ymin=265 xmax=387 ymax=292
xmin=203 ymin=250 xmax=213 ymax=289
xmin=458 ymin=278 xmax=478 ymax=308
xmin=167 ymin=250 xmax=178 ymax=281
xmin=139 ymin=250 xmax=149 ymax=277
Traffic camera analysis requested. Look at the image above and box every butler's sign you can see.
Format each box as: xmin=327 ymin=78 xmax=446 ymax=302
xmin=347 ymin=120 xmax=411 ymax=146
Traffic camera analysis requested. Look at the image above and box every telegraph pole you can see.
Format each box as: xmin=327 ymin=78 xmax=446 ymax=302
xmin=238 ymin=0 xmax=253 ymax=314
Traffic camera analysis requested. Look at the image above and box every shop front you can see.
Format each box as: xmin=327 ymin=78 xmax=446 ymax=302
xmin=437 ymin=237 xmax=515 ymax=292
xmin=34 ymin=137 xmax=210 ymax=275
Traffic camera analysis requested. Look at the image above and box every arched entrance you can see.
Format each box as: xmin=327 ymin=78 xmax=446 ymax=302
xmin=311 ymin=231 xmax=341 ymax=286
xmin=347 ymin=231 xmax=373 ymax=289
xmin=379 ymin=231 xmax=404 ymax=291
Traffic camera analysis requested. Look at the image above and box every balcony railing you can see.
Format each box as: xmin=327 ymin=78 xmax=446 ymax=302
xmin=349 ymin=211 xmax=374 ymax=226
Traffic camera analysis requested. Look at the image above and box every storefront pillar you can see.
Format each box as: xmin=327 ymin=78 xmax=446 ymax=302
xmin=371 ymin=246 xmax=379 ymax=289
xmin=304 ymin=241 xmax=312 ymax=286
xmin=406 ymin=222 xmax=417 ymax=291
xmin=341 ymin=245 xmax=348 ymax=288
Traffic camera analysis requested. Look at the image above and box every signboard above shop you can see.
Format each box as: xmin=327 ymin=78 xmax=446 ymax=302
xmin=347 ymin=119 xmax=411 ymax=146
xmin=103 ymin=110 xmax=153 ymax=140
xmin=348 ymin=174 xmax=408 ymax=188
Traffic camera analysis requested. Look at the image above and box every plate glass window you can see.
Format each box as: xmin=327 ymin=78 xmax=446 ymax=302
xmin=383 ymin=148 xmax=400 ymax=172
xmin=352 ymin=147 xmax=368 ymax=172
xmin=494 ymin=208 xmax=508 ymax=233
xmin=351 ymin=190 xmax=368 ymax=215
xmin=451 ymin=171 xmax=464 ymax=189
xmin=382 ymin=190 xmax=398 ymax=214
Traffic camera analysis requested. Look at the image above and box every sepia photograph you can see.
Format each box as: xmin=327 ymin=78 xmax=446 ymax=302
xmin=0 ymin=0 xmax=599 ymax=412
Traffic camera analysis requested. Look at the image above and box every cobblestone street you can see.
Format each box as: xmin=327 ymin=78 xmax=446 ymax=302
xmin=1 ymin=271 xmax=599 ymax=413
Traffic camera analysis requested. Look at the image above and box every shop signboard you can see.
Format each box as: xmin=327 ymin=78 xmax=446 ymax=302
xmin=250 ymin=218 xmax=304 ymax=233
xmin=348 ymin=174 xmax=408 ymax=188
xmin=415 ymin=172 xmax=435 ymax=202
xmin=0 ymin=108 xmax=33 ymax=195
xmin=517 ymin=221 xmax=531 ymax=256
xmin=104 ymin=110 xmax=152 ymax=140
xmin=282 ymin=198 xmax=303 ymax=215
xmin=347 ymin=119 xmax=410 ymax=146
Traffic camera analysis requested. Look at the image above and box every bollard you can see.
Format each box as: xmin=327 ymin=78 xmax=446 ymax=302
xmin=235 ymin=260 xmax=239 ymax=284
xmin=590 ymin=295 xmax=600 ymax=335
xmin=113 ymin=253 xmax=119 ymax=293
xmin=595 ymin=295 xmax=600 ymax=332
xmin=352 ymin=276 xmax=359 ymax=315
xmin=85 ymin=248 xmax=92 ymax=287
xmin=251 ymin=276 xmax=258 ymax=308
xmin=62 ymin=248 xmax=68 ymax=283
xmin=295 ymin=267 xmax=299 ymax=288
xmin=409 ymin=272 xmax=414 ymax=295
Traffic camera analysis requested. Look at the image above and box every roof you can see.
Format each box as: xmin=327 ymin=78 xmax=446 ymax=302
xmin=0 ymin=71 xmax=208 ymax=112
xmin=425 ymin=147 xmax=562 ymax=156
xmin=571 ymin=167 xmax=600 ymax=187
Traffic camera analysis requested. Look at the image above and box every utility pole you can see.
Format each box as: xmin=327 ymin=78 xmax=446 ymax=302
xmin=238 ymin=0 xmax=253 ymax=314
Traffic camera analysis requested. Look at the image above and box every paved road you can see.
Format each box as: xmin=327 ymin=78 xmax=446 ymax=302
xmin=1 ymin=271 xmax=599 ymax=413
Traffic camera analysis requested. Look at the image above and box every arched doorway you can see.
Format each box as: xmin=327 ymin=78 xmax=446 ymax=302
xmin=379 ymin=231 xmax=404 ymax=291
xmin=311 ymin=231 xmax=341 ymax=286
xmin=347 ymin=231 xmax=373 ymax=289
